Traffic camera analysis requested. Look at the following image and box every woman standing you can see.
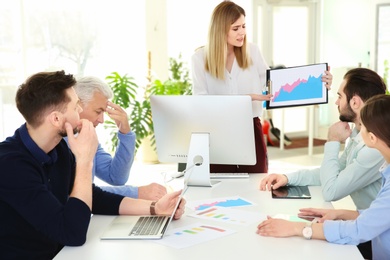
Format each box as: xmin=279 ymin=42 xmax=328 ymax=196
xmin=191 ymin=1 xmax=332 ymax=173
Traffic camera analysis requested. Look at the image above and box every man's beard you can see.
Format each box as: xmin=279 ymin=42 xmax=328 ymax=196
xmin=339 ymin=104 xmax=356 ymax=122
xmin=58 ymin=126 xmax=79 ymax=137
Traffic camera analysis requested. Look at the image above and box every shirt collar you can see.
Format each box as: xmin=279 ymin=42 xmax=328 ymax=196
xmin=380 ymin=161 xmax=390 ymax=174
xmin=19 ymin=123 xmax=58 ymax=166
xmin=380 ymin=161 xmax=390 ymax=185
xmin=350 ymin=127 xmax=360 ymax=141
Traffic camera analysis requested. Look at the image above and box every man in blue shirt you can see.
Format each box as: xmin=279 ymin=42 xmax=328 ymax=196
xmin=0 ymin=71 xmax=185 ymax=259
xmin=71 ymin=76 xmax=167 ymax=200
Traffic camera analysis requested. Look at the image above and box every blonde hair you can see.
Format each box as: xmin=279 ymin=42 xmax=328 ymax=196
xmin=205 ymin=1 xmax=252 ymax=80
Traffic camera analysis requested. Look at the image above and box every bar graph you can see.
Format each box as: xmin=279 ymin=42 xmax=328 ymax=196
xmin=188 ymin=206 xmax=266 ymax=226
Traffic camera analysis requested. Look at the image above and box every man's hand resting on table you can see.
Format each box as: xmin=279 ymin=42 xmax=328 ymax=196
xmin=259 ymin=173 xmax=288 ymax=191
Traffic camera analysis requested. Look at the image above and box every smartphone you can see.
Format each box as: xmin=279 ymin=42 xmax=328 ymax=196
xmin=271 ymin=185 xmax=311 ymax=199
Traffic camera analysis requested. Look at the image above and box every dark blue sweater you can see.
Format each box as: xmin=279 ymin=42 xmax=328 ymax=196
xmin=0 ymin=124 xmax=124 ymax=259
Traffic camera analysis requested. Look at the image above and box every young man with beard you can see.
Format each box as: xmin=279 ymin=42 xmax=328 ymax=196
xmin=259 ymin=67 xmax=387 ymax=259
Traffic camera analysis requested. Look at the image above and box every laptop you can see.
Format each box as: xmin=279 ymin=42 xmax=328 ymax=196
xmin=100 ymin=169 xmax=191 ymax=240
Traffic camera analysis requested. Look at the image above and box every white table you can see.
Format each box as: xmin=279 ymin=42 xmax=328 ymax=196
xmin=54 ymin=174 xmax=363 ymax=260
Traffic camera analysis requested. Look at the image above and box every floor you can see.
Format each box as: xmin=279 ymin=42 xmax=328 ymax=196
xmin=111 ymin=143 xmax=355 ymax=211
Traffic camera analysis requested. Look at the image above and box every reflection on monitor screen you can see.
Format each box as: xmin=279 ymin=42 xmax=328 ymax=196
xmin=150 ymin=95 xmax=256 ymax=187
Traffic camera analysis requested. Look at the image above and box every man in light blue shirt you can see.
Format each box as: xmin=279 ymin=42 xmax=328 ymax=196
xmin=260 ymin=68 xmax=387 ymax=259
xmin=67 ymin=76 xmax=167 ymax=200
xmin=260 ymin=68 xmax=386 ymax=211
xmin=257 ymin=93 xmax=390 ymax=260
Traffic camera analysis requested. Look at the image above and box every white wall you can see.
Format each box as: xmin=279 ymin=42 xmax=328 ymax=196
xmin=321 ymin=0 xmax=372 ymax=69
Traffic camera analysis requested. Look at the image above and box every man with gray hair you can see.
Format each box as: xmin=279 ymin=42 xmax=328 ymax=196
xmin=69 ymin=76 xmax=167 ymax=200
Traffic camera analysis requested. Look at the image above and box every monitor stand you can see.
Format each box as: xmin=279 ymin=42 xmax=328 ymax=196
xmin=185 ymin=133 xmax=219 ymax=187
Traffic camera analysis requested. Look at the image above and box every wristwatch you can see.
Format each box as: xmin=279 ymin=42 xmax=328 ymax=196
xmin=302 ymin=222 xmax=313 ymax=240
xmin=150 ymin=201 xmax=157 ymax=215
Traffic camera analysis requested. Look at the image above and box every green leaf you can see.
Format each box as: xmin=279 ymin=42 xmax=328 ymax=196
xmin=103 ymin=54 xmax=192 ymax=155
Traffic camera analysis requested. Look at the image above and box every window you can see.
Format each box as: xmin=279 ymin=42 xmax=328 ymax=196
xmin=0 ymin=0 xmax=146 ymax=140
xmin=376 ymin=4 xmax=390 ymax=85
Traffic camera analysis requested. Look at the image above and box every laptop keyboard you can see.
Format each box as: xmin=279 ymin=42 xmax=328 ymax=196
xmin=129 ymin=216 xmax=166 ymax=236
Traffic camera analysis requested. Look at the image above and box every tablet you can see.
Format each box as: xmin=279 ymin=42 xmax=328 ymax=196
xmin=266 ymin=63 xmax=328 ymax=109
xmin=271 ymin=186 xmax=311 ymax=199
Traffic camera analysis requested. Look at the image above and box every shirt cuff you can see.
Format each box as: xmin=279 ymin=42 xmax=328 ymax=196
xmin=323 ymin=220 xmax=341 ymax=242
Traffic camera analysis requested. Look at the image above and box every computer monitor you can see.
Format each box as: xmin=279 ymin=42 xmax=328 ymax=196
xmin=150 ymin=95 xmax=256 ymax=187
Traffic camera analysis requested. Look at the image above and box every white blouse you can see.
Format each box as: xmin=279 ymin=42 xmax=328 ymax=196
xmin=191 ymin=42 xmax=269 ymax=118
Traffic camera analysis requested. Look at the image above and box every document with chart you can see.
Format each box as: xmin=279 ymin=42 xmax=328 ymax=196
xmin=154 ymin=222 xmax=236 ymax=249
xmin=186 ymin=196 xmax=256 ymax=211
xmin=187 ymin=206 xmax=266 ymax=226
xmin=266 ymin=63 xmax=328 ymax=109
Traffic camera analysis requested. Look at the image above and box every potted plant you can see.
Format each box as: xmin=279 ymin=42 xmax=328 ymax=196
xmin=104 ymin=72 xmax=153 ymax=154
xmin=104 ymin=54 xmax=192 ymax=159
xmin=150 ymin=54 xmax=192 ymax=96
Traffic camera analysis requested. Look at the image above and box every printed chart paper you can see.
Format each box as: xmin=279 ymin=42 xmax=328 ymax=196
xmin=186 ymin=196 xmax=255 ymax=211
xmin=154 ymin=222 xmax=236 ymax=249
xmin=188 ymin=206 xmax=266 ymax=226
